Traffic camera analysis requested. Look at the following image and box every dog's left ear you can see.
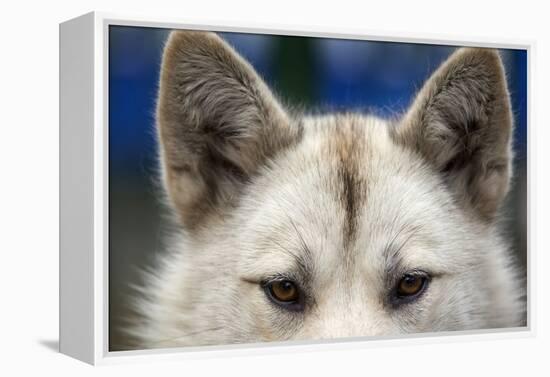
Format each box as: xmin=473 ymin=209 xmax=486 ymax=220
xmin=156 ymin=31 xmax=298 ymax=230
xmin=394 ymin=48 xmax=513 ymax=221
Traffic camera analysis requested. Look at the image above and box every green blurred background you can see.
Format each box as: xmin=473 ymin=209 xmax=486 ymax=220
xmin=109 ymin=26 xmax=527 ymax=350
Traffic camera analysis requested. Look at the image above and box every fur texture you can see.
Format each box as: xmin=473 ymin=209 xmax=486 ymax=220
xmin=129 ymin=31 xmax=525 ymax=348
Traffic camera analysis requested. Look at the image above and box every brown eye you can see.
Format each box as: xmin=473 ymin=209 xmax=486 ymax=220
xmin=396 ymin=274 xmax=427 ymax=297
xmin=269 ymin=280 xmax=299 ymax=302
xmin=263 ymin=279 xmax=304 ymax=311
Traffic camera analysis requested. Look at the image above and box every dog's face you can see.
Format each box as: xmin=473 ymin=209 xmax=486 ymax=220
xmin=142 ymin=31 xmax=523 ymax=347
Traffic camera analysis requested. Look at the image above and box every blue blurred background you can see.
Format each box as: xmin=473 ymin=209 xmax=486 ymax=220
xmin=109 ymin=26 xmax=527 ymax=350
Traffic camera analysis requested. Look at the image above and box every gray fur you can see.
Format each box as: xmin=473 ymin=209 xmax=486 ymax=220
xmin=128 ymin=31 xmax=525 ymax=349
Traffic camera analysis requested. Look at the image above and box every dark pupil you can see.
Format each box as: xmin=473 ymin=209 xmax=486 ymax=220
xmin=280 ymin=281 xmax=293 ymax=292
xmin=403 ymin=276 xmax=417 ymax=287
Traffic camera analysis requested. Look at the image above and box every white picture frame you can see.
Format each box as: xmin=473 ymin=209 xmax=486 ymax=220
xmin=59 ymin=11 xmax=533 ymax=365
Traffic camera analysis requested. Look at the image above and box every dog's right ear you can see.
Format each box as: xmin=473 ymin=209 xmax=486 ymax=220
xmin=394 ymin=48 xmax=513 ymax=221
xmin=156 ymin=31 xmax=298 ymax=229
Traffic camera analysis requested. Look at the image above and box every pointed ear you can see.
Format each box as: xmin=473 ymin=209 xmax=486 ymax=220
xmin=394 ymin=48 xmax=513 ymax=220
xmin=156 ymin=31 xmax=298 ymax=229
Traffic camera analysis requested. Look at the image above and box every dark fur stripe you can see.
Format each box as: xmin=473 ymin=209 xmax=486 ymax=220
xmin=332 ymin=120 xmax=366 ymax=249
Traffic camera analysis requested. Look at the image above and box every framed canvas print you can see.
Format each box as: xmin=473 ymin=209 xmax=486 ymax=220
xmin=59 ymin=12 xmax=531 ymax=365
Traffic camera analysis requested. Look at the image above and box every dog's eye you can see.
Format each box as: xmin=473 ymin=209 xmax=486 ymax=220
xmin=269 ymin=280 xmax=298 ymax=302
xmin=263 ymin=279 xmax=303 ymax=311
xmin=395 ymin=273 xmax=429 ymax=298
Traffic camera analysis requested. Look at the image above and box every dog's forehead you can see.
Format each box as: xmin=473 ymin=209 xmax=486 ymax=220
xmin=247 ymin=113 xmax=436 ymax=232
xmin=294 ymin=114 xmax=429 ymax=224
xmin=300 ymin=113 xmax=392 ymax=155
xmin=240 ymin=114 xmax=456 ymax=274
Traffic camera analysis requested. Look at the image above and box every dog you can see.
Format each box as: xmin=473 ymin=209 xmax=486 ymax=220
xmin=128 ymin=30 xmax=525 ymax=349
